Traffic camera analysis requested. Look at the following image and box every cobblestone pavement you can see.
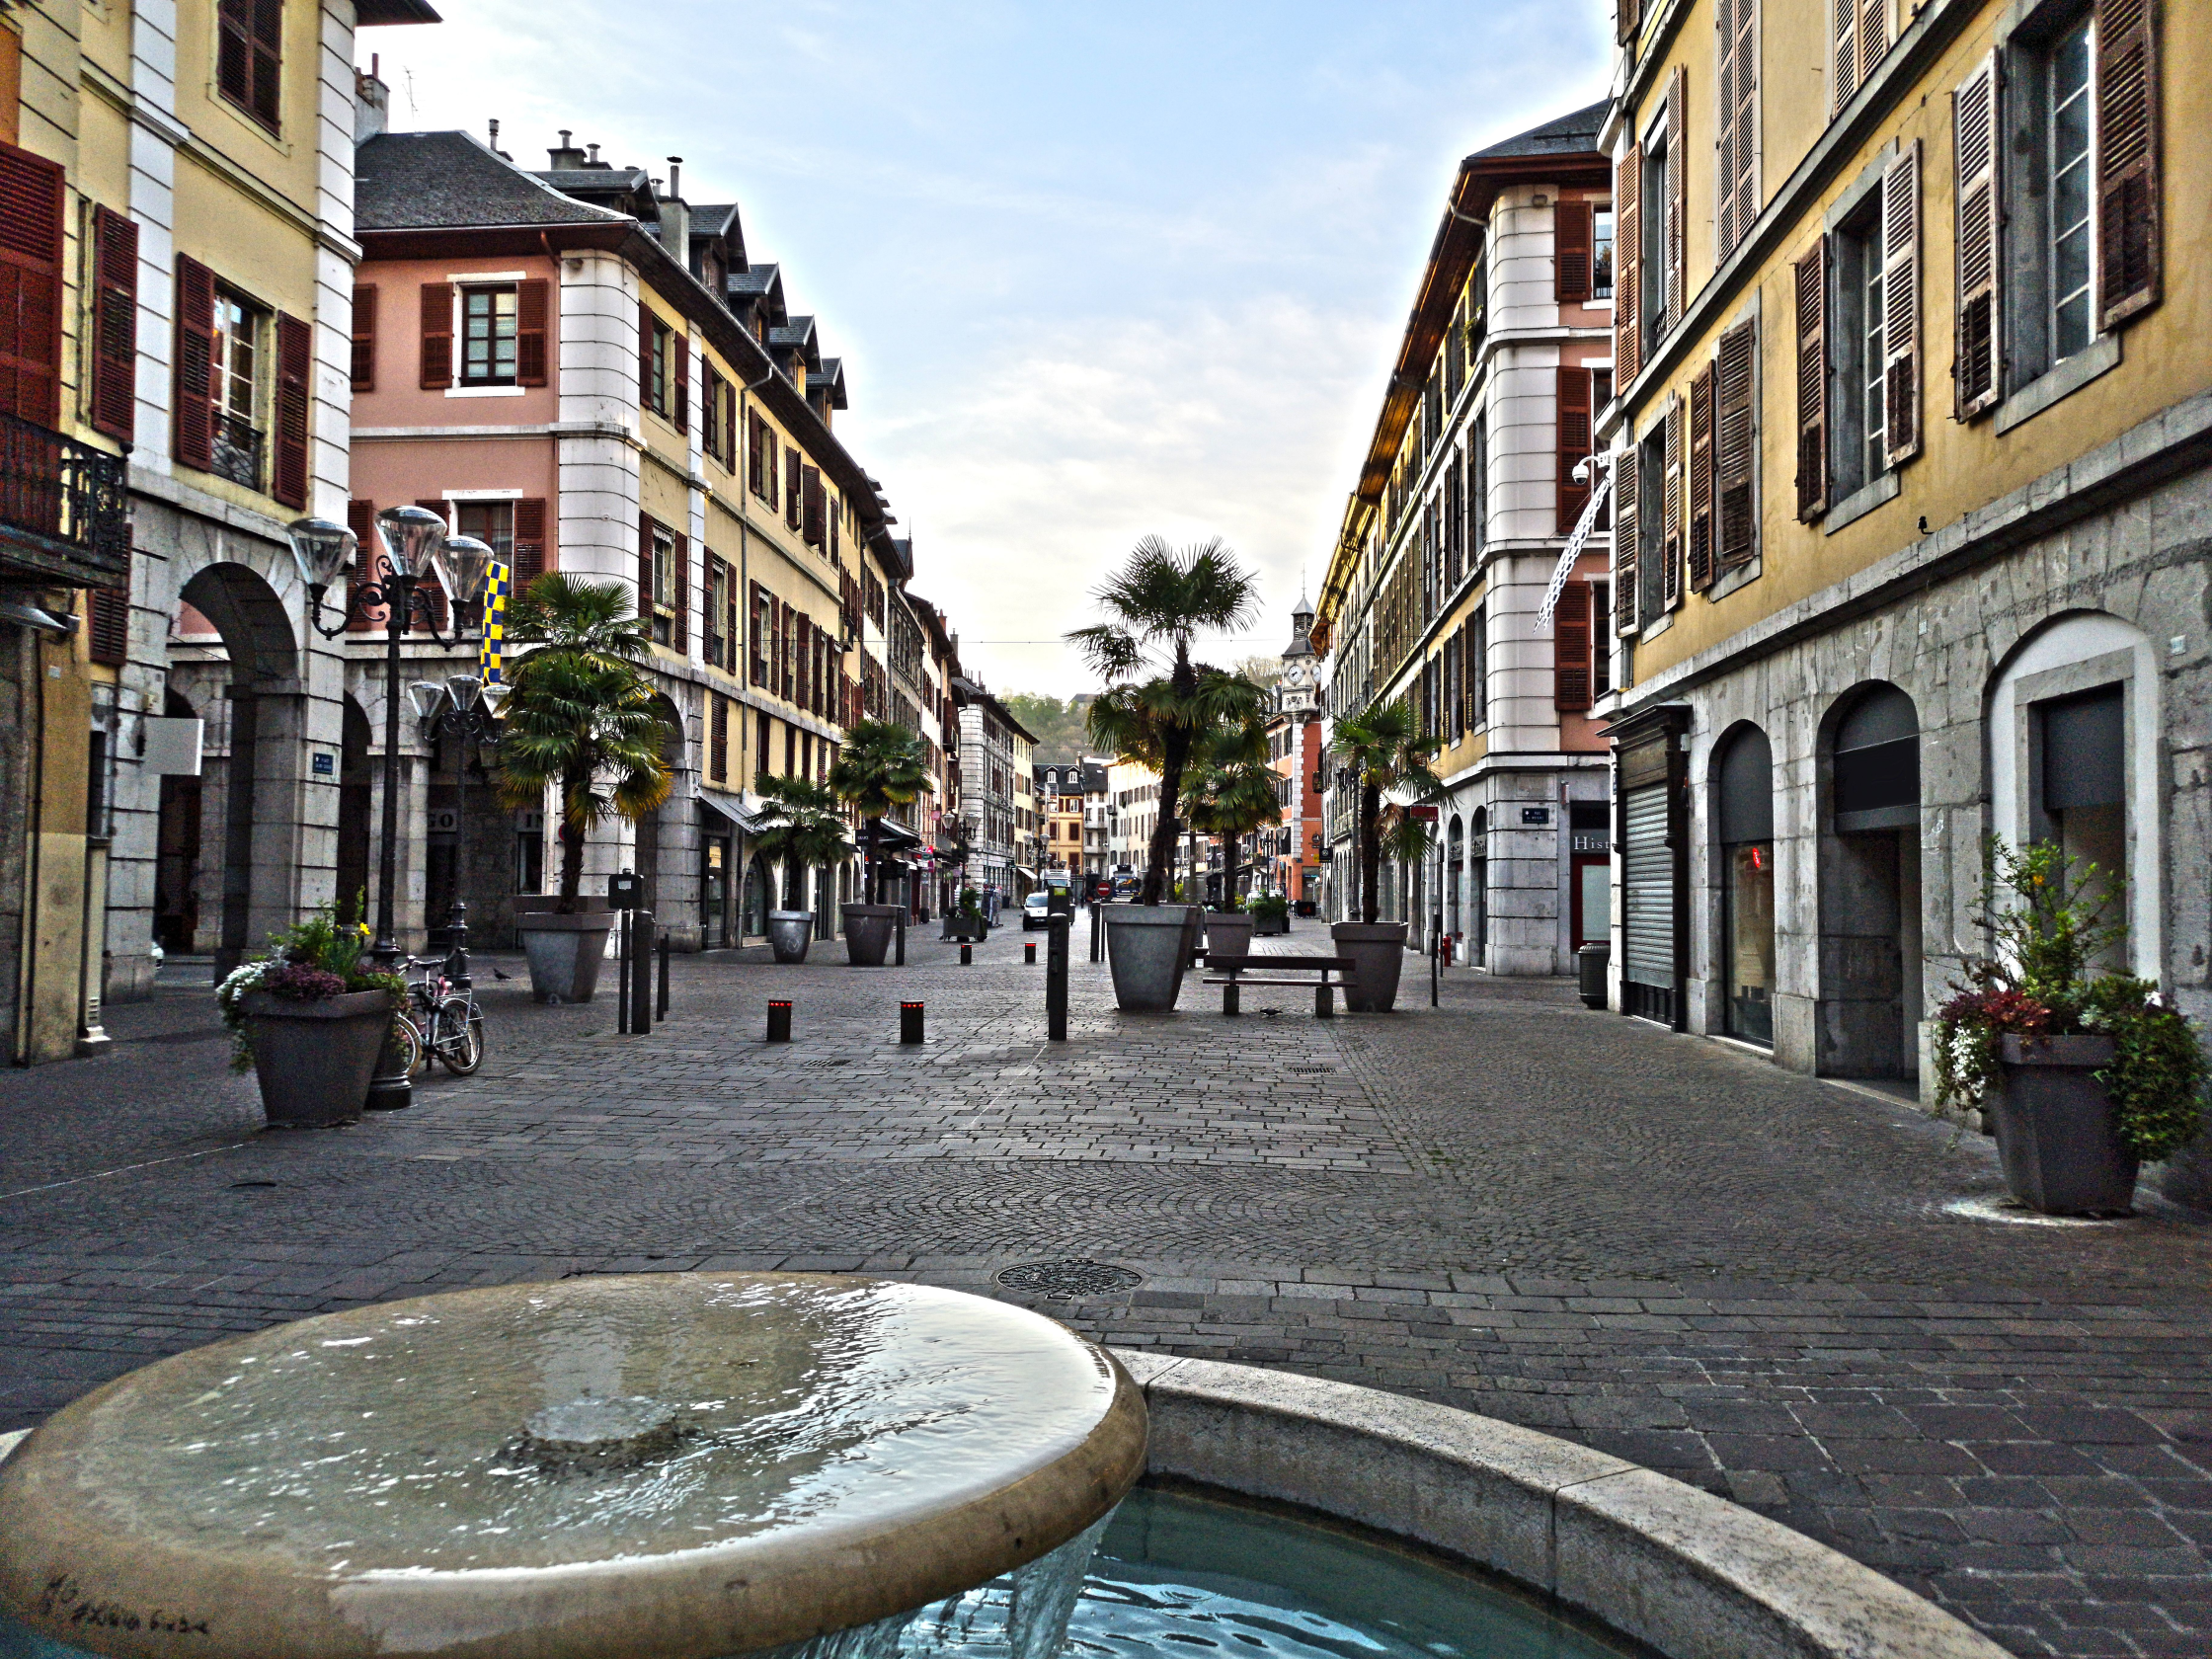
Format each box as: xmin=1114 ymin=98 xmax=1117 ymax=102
xmin=4 ymin=931 xmax=2211 ymax=1657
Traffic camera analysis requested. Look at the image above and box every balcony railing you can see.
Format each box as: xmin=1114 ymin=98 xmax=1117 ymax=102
xmin=0 ymin=411 xmax=131 ymax=587
xmin=211 ymin=414 xmax=264 ymax=491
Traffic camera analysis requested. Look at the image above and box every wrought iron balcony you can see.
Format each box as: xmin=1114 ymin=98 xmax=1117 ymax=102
xmin=0 ymin=412 xmax=131 ymax=588
xmin=210 ymin=414 xmax=264 ymax=491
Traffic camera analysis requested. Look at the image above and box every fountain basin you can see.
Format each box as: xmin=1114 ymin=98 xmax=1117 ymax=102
xmin=0 ymin=1276 xmax=1145 ymax=1659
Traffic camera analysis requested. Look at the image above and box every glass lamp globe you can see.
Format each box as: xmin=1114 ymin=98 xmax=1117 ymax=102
xmin=407 ymin=680 xmax=448 ymax=723
xmin=440 ymin=535 xmax=498 ymax=608
xmin=374 ymin=505 xmax=447 ymax=583
xmin=443 ymin=672 xmax=485 ymax=713
xmin=284 ymin=518 xmax=356 ymax=592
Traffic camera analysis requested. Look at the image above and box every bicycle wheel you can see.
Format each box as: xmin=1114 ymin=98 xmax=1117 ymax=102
xmin=434 ymin=997 xmax=484 ymax=1075
xmin=395 ymin=1012 xmax=427 ymax=1078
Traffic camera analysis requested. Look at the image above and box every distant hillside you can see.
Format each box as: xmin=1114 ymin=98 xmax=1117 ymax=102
xmin=1003 ymin=693 xmax=1096 ymax=764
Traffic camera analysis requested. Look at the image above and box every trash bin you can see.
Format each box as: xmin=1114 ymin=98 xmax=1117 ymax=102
xmin=1576 ymin=942 xmax=1610 ymax=1010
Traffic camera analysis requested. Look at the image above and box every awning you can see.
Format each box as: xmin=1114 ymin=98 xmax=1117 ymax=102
xmin=1015 ymin=865 xmax=1038 ymax=880
xmin=699 ymin=794 xmax=765 ymax=835
xmin=868 ymin=819 xmax=925 ymax=850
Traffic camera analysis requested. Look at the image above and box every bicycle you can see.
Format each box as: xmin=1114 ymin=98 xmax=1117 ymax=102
xmin=399 ymin=953 xmax=486 ymax=1076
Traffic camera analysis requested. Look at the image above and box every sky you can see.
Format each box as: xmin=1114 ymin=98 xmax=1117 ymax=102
xmin=360 ymin=2 xmax=1613 ymax=698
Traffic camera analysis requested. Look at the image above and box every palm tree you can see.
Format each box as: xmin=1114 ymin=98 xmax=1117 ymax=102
xmin=749 ymin=773 xmax=850 ymax=914
xmin=1330 ymin=695 xmax=1443 ymax=924
xmin=494 ymin=574 xmax=673 ymax=912
xmin=1068 ymin=536 xmax=1261 ymax=905
xmin=1185 ymin=719 xmax=1285 ymax=907
xmin=829 ymin=719 xmax=931 ymax=904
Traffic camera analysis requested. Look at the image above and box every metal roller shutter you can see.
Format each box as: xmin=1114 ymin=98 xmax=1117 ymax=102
xmin=1621 ymin=783 xmax=1674 ymax=988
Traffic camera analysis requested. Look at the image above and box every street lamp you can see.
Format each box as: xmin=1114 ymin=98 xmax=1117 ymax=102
xmin=411 ymin=667 xmax=504 ymax=992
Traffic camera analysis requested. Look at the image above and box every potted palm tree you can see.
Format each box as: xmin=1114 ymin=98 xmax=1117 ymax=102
xmin=830 ymin=719 xmax=931 ymax=966
xmin=750 ymin=774 xmax=849 ymax=963
xmin=1184 ymin=719 xmax=1283 ymax=965
xmin=494 ymin=575 xmax=673 ymax=1003
xmin=1330 ymin=695 xmax=1442 ymax=1012
xmin=1070 ymin=535 xmax=1262 ymax=1012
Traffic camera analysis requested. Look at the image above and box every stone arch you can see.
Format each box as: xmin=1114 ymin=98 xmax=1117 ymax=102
xmin=1983 ymin=610 xmax=2161 ymax=978
xmin=1710 ymin=723 xmax=1776 ymax=1047
xmin=335 ymin=696 xmax=374 ymax=927
xmin=634 ymin=692 xmax=687 ymax=927
xmin=1814 ymin=683 xmax=1922 ymax=1081
xmin=1467 ymin=807 xmax=1488 ymax=967
xmin=1446 ymin=813 xmax=1464 ymax=942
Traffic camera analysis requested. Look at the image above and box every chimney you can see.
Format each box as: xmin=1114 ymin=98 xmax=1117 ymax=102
xmin=487 ymin=118 xmax=512 ymax=160
xmin=546 ymin=128 xmax=588 ymax=169
xmin=657 ymin=155 xmax=689 ymax=256
xmin=585 ymin=142 xmax=607 ymax=169
xmin=354 ymin=55 xmax=388 ymax=143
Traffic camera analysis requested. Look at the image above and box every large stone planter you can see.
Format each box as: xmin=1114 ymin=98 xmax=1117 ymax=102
xmin=515 ymin=910 xmax=615 ymax=1003
xmin=842 ymin=904 xmax=899 ymax=966
xmin=1252 ymin=911 xmax=1290 ymax=936
xmin=1206 ymin=912 xmax=1254 ymax=961
xmin=1105 ymin=905 xmax=1195 ymax=1012
xmin=239 ymin=988 xmax=394 ymax=1128
xmin=767 ymin=910 xmax=815 ymax=964
xmin=1994 ymin=1034 xmax=2138 ymax=1215
xmin=1331 ymin=921 xmax=1410 ymax=1012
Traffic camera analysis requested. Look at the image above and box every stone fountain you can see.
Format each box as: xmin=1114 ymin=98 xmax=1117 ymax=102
xmin=0 ymin=1274 xmax=1146 ymax=1659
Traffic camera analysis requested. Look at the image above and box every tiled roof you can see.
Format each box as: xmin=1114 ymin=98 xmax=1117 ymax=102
xmin=1468 ymin=98 xmax=1611 ymax=162
xmin=356 ymin=132 xmax=631 ymax=230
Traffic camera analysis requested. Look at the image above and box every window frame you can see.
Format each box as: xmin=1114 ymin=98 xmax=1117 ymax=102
xmin=215 ymin=0 xmax=282 ymax=134
xmin=458 ymin=282 xmax=519 ymax=388
xmin=209 ymin=282 xmax=270 ymax=490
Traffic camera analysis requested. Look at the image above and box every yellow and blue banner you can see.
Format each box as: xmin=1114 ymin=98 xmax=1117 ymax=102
xmin=478 ymin=560 xmax=510 ymax=684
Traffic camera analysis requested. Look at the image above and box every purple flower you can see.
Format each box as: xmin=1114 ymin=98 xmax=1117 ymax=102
xmin=265 ymin=963 xmax=348 ymax=1001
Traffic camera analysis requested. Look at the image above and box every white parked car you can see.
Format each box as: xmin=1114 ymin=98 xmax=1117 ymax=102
xmin=1021 ymin=892 xmax=1053 ymax=930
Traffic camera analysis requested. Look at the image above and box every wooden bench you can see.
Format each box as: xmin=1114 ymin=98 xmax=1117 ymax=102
xmin=1203 ymin=954 xmax=1356 ymax=1018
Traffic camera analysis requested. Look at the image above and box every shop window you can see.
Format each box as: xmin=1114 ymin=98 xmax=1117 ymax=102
xmin=1715 ymin=725 xmax=1776 ymax=1047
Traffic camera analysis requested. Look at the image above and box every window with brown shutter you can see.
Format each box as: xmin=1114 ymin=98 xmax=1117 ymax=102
xmin=802 ymin=465 xmax=826 ymax=547
xmin=702 ymin=367 xmax=724 ymax=462
xmin=2095 ymin=0 xmax=2162 ymax=328
xmin=216 ymin=0 xmax=281 ymax=131
xmin=512 ymin=497 xmax=547 ymax=590
xmin=1665 ymin=69 xmax=1687 ymax=338
xmin=0 ymin=142 xmax=65 ymax=426
xmin=515 ymin=278 xmax=549 ymax=386
xmin=345 ymin=500 xmax=376 ymax=632
xmin=1556 ymin=200 xmax=1592 ymax=304
xmin=638 ymin=511 xmax=656 ymax=631
xmin=1715 ymin=318 xmax=1758 ymax=570
xmin=1618 ymin=0 xmax=1641 ymax=46
xmin=785 ymin=450 xmax=803 ymax=530
xmin=638 ymin=301 xmax=655 ymax=412
xmin=747 ymin=410 xmax=764 ymax=496
xmin=1554 ymin=580 xmax=1592 ymax=712
xmin=1881 ymin=140 xmax=1922 ymax=466
xmin=1613 ymin=148 xmax=1641 ymax=380
xmin=271 ymin=311 xmax=310 ymax=508
xmin=711 ymin=694 xmax=729 ymax=783
xmin=89 ymin=556 xmax=131 ymax=666
xmin=1556 ymin=366 xmax=1593 ymax=533
xmin=171 ymin=255 xmax=216 ymax=468
xmin=670 ymin=530 xmax=688 ymax=652
xmin=1951 ymin=54 xmax=2001 ymax=419
xmin=750 ymin=584 xmax=769 ymax=685
xmin=81 ymin=205 xmax=139 ymax=440
xmin=419 ymin=282 xmax=452 ymax=388
xmin=1661 ymin=394 xmax=1684 ymax=609
xmin=1592 ymin=581 xmax=1614 ymax=697
xmin=672 ymin=332 xmax=689 ymax=432
xmin=1690 ymin=362 xmax=1717 ymax=588
xmin=1715 ymin=0 xmax=1760 ymax=257
xmin=1612 ymin=441 xmax=1639 ymax=611
xmin=349 ymin=282 xmax=375 ymax=392
xmin=1792 ymin=239 xmax=1828 ymax=519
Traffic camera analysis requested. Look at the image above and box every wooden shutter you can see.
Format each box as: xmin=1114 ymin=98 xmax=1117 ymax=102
xmin=1556 ymin=200 xmax=1593 ymax=303
xmin=747 ymin=410 xmax=763 ymax=494
xmin=349 ymin=282 xmax=375 ymax=392
xmin=1951 ymin=54 xmax=2001 ymax=420
xmin=711 ymin=695 xmax=729 ymax=783
xmin=1614 ymin=147 xmax=1641 ymax=381
xmin=672 ymin=332 xmax=689 ymax=432
xmin=1715 ymin=319 xmax=1757 ymax=569
xmin=418 ymin=282 xmax=451 ymax=388
xmin=515 ymin=278 xmax=549 ymax=386
xmin=2095 ymin=0 xmax=2162 ymax=328
xmin=1689 ymin=364 xmax=1717 ymax=590
xmin=1665 ymin=68 xmax=1687 ymax=338
xmin=786 ymin=450 xmax=803 ymax=528
xmin=217 ymin=0 xmax=281 ymax=129
xmin=0 ymin=142 xmax=65 ymax=426
xmin=1831 ymin=0 xmax=1859 ymax=116
xmin=671 ymin=529 xmax=688 ymax=652
xmin=1612 ymin=441 xmax=1639 ymax=608
xmin=750 ymin=584 xmax=768 ymax=685
xmin=1861 ymin=0 xmax=1889 ymax=86
xmin=638 ymin=301 xmax=656 ymax=411
xmin=272 ymin=311 xmax=311 ymax=508
xmin=89 ymin=557 xmax=132 ymax=665
xmin=171 ymin=254 xmax=216 ymax=468
xmin=1556 ymin=367 xmax=1592 ymax=533
xmin=1618 ymin=0 xmax=1641 ymax=45
xmin=345 ymin=499 xmax=376 ymax=632
xmin=1881 ymin=139 xmax=1923 ymax=466
xmin=1554 ymin=580 xmax=1592 ymax=712
xmin=1661 ymin=394 xmax=1684 ymax=609
xmin=1793 ymin=238 xmax=1829 ymax=519
xmin=512 ymin=497 xmax=547 ymax=590
xmin=803 ymin=464 xmax=826 ymax=546
xmin=1716 ymin=0 xmax=1760 ymax=258
xmin=86 ymin=206 xmax=139 ymax=440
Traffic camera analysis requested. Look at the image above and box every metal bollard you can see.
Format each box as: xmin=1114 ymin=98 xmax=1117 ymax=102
xmin=1047 ymin=915 xmax=1068 ymax=1041
xmin=901 ymin=1000 xmax=924 ymax=1045
xmin=616 ymin=912 xmax=631 ymax=1035
xmin=766 ymin=999 xmax=793 ymax=1042
xmin=630 ymin=909 xmax=654 ymax=1035
xmin=1090 ymin=903 xmax=1103 ymax=962
xmin=959 ymin=943 xmax=972 ymax=966
xmin=1024 ymin=940 xmax=1037 ymax=966
xmin=658 ymin=927 xmax=672 ymax=1019
xmin=895 ymin=907 xmax=907 ymax=967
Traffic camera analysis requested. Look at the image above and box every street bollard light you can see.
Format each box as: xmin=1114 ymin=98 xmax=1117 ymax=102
xmin=1024 ymin=941 xmax=1036 ymax=966
xmin=959 ymin=943 xmax=972 ymax=966
xmin=901 ymin=1001 xmax=924 ymax=1045
xmin=629 ymin=909 xmax=654 ymax=1035
xmin=1046 ymin=914 xmax=1069 ymax=1042
xmin=766 ymin=1000 xmax=793 ymax=1043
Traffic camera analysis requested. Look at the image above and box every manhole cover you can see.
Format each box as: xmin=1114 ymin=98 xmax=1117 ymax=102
xmin=797 ymin=1058 xmax=851 ymax=1068
xmin=994 ymin=1259 xmax=1145 ymax=1300
xmin=1288 ymin=1065 xmax=1334 ymax=1073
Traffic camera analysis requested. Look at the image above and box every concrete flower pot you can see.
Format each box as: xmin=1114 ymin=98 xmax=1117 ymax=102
xmin=766 ymin=910 xmax=815 ymax=964
xmin=1104 ymin=905 xmax=1195 ymax=1012
xmin=1206 ymin=913 xmax=1254 ymax=962
xmin=1994 ymin=1034 xmax=2137 ymax=1215
xmin=841 ymin=904 xmax=899 ymax=966
xmin=240 ymin=988 xmax=394 ymax=1128
xmin=1331 ymin=921 xmax=1410 ymax=1012
xmin=515 ymin=910 xmax=615 ymax=1003
xmin=1252 ymin=911 xmax=1290 ymax=936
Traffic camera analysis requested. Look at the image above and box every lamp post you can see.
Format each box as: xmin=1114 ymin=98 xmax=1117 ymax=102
xmin=410 ymin=670 xmax=508 ymax=991
xmin=288 ymin=512 xmax=494 ymax=1111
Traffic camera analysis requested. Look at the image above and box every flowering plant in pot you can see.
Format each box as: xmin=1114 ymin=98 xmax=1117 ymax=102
xmin=1934 ymin=838 xmax=2205 ymax=1214
xmin=1249 ymin=894 xmax=1292 ymax=935
xmin=216 ymin=904 xmax=405 ymax=1127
